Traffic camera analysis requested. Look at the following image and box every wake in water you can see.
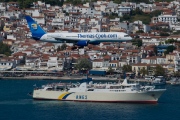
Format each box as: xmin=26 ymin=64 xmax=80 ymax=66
xmin=0 ymin=99 xmax=33 ymax=105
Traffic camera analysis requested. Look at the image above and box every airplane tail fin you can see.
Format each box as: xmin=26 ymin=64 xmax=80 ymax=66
xmin=25 ymin=15 xmax=46 ymax=40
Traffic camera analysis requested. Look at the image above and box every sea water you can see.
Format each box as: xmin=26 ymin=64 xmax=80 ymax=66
xmin=0 ymin=79 xmax=179 ymax=120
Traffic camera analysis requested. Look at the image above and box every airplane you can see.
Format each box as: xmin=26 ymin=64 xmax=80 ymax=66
xmin=25 ymin=15 xmax=132 ymax=48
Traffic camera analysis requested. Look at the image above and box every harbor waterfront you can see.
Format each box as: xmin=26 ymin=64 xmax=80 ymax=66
xmin=0 ymin=71 xmax=175 ymax=84
xmin=0 ymin=79 xmax=179 ymax=120
xmin=0 ymin=76 xmax=173 ymax=84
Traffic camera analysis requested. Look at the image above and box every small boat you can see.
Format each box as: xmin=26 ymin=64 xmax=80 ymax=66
xmin=170 ymin=78 xmax=180 ymax=86
xmin=151 ymin=76 xmax=166 ymax=86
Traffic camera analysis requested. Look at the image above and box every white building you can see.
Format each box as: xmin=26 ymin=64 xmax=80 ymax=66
xmin=174 ymin=52 xmax=180 ymax=72
xmin=6 ymin=34 xmax=16 ymax=40
xmin=25 ymin=56 xmax=40 ymax=67
xmin=126 ymin=55 xmax=141 ymax=65
xmin=142 ymin=38 xmax=161 ymax=46
xmin=169 ymin=22 xmax=180 ymax=30
xmin=0 ymin=60 xmax=16 ymax=70
xmin=117 ymin=6 xmax=131 ymax=17
xmin=156 ymin=56 xmax=166 ymax=64
xmin=158 ymin=15 xmax=177 ymax=23
xmin=32 ymin=16 xmax=45 ymax=24
xmin=51 ymin=17 xmax=64 ymax=28
xmin=78 ymin=6 xmax=95 ymax=18
xmin=141 ymin=57 xmax=157 ymax=64
xmin=32 ymin=9 xmax=41 ymax=17
xmin=92 ymin=59 xmax=104 ymax=68
xmin=0 ymin=2 xmax=6 ymax=14
xmin=47 ymin=56 xmax=58 ymax=68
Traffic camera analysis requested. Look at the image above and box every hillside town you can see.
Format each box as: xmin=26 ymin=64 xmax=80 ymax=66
xmin=0 ymin=0 xmax=180 ymax=78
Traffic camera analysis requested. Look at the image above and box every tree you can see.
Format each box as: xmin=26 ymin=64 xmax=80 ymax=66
xmin=160 ymin=32 xmax=170 ymax=36
xmin=108 ymin=66 xmax=114 ymax=74
xmin=0 ymin=20 xmax=5 ymax=31
xmin=57 ymin=43 xmax=67 ymax=51
xmin=173 ymin=30 xmax=180 ymax=35
xmin=57 ymin=46 xmax=61 ymax=51
xmin=18 ymin=0 xmax=32 ymax=8
xmin=75 ymin=58 xmax=92 ymax=71
xmin=0 ymin=42 xmax=11 ymax=56
xmin=154 ymin=65 xmax=165 ymax=76
xmin=136 ymin=30 xmax=144 ymax=33
xmin=132 ymin=39 xmax=142 ymax=47
xmin=122 ymin=65 xmax=132 ymax=72
xmin=123 ymin=15 xmax=131 ymax=20
xmin=135 ymin=8 xmax=144 ymax=15
xmin=150 ymin=10 xmax=162 ymax=17
xmin=109 ymin=13 xmax=118 ymax=19
xmin=140 ymin=67 xmax=148 ymax=77
xmin=61 ymin=43 xmax=67 ymax=51
xmin=165 ymin=39 xmax=177 ymax=44
xmin=173 ymin=72 xmax=180 ymax=77
xmin=153 ymin=46 xmax=158 ymax=56
xmin=164 ymin=45 xmax=176 ymax=55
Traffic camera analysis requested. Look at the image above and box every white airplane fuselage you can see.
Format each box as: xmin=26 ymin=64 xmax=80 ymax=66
xmin=25 ymin=15 xmax=132 ymax=46
xmin=40 ymin=32 xmax=132 ymax=43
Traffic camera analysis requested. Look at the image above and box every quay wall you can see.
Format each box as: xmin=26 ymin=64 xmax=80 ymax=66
xmin=0 ymin=76 xmax=172 ymax=84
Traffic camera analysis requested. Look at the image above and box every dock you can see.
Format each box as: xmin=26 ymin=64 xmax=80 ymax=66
xmin=0 ymin=76 xmax=172 ymax=84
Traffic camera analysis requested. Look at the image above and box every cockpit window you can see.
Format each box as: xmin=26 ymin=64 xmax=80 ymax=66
xmin=124 ymin=35 xmax=130 ymax=37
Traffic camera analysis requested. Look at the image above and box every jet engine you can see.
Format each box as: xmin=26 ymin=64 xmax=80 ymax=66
xmin=89 ymin=41 xmax=100 ymax=45
xmin=76 ymin=40 xmax=89 ymax=47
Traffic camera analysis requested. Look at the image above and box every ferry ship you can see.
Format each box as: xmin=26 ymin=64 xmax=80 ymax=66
xmin=32 ymin=78 xmax=166 ymax=104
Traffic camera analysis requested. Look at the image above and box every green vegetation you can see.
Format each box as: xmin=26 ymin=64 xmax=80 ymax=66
xmin=154 ymin=65 xmax=165 ymax=76
xmin=108 ymin=66 xmax=114 ymax=74
xmin=173 ymin=30 xmax=180 ymax=35
xmin=173 ymin=72 xmax=180 ymax=77
xmin=113 ymin=0 xmax=151 ymax=4
xmin=4 ymin=0 xmax=175 ymax=9
xmin=160 ymin=32 xmax=170 ymax=36
xmin=57 ymin=43 xmax=67 ymax=51
xmin=0 ymin=42 xmax=11 ymax=56
xmin=65 ymin=0 xmax=86 ymax=5
xmin=131 ymin=15 xmax=151 ymax=24
xmin=121 ymin=9 xmax=162 ymax=24
xmin=164 ymin=45 xmax=176 ymax=55
xmin=155 ymin=0 xmax=174 ymax=2
xmin=107 ymin=13 xmax=119 ymax=19
xmin=75 ymin=58 xmax=92 ymax=71
xmin=122 ymin=65 xmax=132 ymax=72
xmin=4 ymin=0 xmax=64 ymax=8
xmin=132 ymin=39 xmax=142 ymax=48
xmin=165 ymin=39 xmax=177 ymax=44
xmin=140 ymin=67 xmax=148 ymax=76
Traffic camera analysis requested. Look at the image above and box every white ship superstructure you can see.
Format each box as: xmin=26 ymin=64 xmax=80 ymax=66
xmin=32 ymin=78 xmax=166 ymax=104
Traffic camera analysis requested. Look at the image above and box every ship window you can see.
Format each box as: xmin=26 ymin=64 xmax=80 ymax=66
xmin=46 ymin=88 xmax=53 ymax=91
xmin=124 ymin=35 xmax=130 ymax=37
xmin=88 ymin=89 xmax=94 ymax=91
